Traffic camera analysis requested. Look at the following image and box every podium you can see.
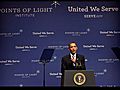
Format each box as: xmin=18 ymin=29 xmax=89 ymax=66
xmin=62 ymin=70 xmax=96 ymax=87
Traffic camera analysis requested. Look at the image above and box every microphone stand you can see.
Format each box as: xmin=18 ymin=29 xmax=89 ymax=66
xmin=43 ymin=61 xmax=45 ymax=87
xmin=42 ymin=60 xmax=47 ymax=87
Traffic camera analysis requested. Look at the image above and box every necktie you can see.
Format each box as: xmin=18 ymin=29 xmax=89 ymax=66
xmin=72 ymin=55 xmax=74 ymax=59
xmin=72 ymin=55 xmax=76 ymax=62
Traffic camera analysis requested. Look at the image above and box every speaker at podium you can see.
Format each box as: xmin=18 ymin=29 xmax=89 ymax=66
xmin=62 ymin=70 xmax=96 ymax=87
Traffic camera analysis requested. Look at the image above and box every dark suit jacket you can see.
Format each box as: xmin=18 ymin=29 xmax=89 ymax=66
xmin=61 ymin=54 xmax=86 ymax=86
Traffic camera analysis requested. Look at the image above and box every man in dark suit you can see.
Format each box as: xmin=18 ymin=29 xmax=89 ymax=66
xmin=61 ymin=42 xmax=86 ymax=86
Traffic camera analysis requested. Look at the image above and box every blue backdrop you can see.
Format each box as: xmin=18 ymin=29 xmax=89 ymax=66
xmin=0 ymin=1 xmax=120 ymax=87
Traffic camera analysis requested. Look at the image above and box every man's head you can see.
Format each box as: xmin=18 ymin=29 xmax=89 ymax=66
xmin=68 ymin=42 xmax=78 ymax=54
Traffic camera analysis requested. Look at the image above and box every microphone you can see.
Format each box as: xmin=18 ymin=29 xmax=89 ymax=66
xmin=72 ymin=57 xmax=82 ymax=68
xmin=74 ymin=58 xmax=82 ymax=68
xmin=73 ymin=62 xmax=79 ymax=68
xmin=77 ymin=58 xmax=82 ymax=65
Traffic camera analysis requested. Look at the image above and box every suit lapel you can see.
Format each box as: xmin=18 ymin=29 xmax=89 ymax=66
xmin=76 ymin=54 xmax=79 ymax=61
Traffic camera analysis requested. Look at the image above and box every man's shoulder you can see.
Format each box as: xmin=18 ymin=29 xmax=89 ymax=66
xmin=62 ymin=55 xmax=69 ymax=59
xmin=77 ymin=54 xmax=85 ymax=58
